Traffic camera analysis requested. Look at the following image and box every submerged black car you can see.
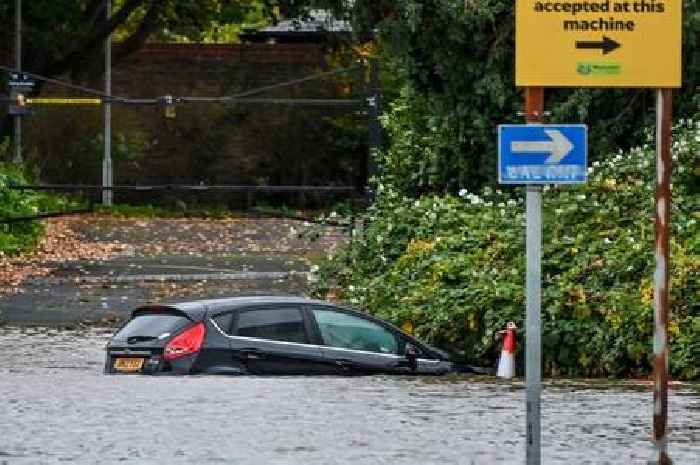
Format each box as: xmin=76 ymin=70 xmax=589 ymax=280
xmin=105 ymin=296 xmax=455 ymax=376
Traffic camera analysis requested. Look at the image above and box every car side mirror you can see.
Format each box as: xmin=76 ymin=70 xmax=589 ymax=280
xmin=404 ymin=343 xmax=419 ymax=372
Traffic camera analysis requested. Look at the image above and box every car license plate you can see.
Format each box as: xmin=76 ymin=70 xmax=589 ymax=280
xmin=114 ymin=357 xmax=145 ymax=373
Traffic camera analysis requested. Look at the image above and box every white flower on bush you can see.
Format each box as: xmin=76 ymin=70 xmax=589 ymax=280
xmin=497 ymin=202 xmax=505 ymax=208
xmin=348 ymin=285 xmax=355 ymax=292
xmin=458 ymin=188 xmax=469 ymax=198
xmin=376 ymin=235 xmax=383 ymax=243
xmin=307 ymin=265 xmax=320 ymax=283
xmin=576 ymin=194 xmax=586 ymax=201
xmin=604 ymin=237 xmax=612 ymax=244
xmin=507 ymin=199 xmax=517 ymax=207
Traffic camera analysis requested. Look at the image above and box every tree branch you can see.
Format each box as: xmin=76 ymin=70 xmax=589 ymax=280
xmin=41 ymin=0 xmax=148 ymax=78
xmin=114 ymin=1 xmax=164 ymax=65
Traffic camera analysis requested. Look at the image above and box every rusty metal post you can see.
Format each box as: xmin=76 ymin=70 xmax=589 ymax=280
xmin=649 ymin=88 xmax=673 ymax=465
xmin=524 ymin=86 xmax=544 ymax=465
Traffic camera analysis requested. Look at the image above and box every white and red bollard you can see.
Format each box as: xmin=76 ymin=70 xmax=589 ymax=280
xmin=497 ymin=321 xmax=517 ymax=379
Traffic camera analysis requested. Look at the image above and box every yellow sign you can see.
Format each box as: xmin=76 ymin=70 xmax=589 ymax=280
xmin=516 ymin=0 xmax=682 ymax=87
xmin=26 ymin=98 xmax=102 ymax=105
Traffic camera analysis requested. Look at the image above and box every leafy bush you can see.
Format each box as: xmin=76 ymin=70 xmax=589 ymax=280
xmin=0 ymin=156 xmax=79 ymax=255
xmin=313 ymin=118 xmax=699 ymax=380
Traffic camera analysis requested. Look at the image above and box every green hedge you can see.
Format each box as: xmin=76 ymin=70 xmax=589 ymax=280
xmin=313 ymin=118 xmax=699 ymax=380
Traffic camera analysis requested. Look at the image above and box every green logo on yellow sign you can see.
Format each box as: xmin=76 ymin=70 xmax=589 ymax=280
xmin=576 ymin=62 xmax=622 ymax=76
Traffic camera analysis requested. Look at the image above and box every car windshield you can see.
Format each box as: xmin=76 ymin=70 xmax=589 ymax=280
xmin=114 ymin=313 xmax=190 ymax=341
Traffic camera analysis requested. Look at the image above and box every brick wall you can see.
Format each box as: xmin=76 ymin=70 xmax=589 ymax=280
xmin=21 ymin=43 xmax=367 ymax=205
xmin=111 ymin=43 xmax=327 ymax=97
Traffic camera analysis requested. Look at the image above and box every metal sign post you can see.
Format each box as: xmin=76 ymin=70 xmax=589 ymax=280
xmin=103 ymin=0 xmax=113 ymax=206
xmin=649 ymin=88 xmax=673 ymax=465
xmin=498 ymin=89 xmax=588 ymax=464
xmin=525 ymin=182 xmax=542 ymax=465
xmin=524 ymin=87 xmax=543 ymax=465
xmin=13 ymin=0 xmax=22 ymax=164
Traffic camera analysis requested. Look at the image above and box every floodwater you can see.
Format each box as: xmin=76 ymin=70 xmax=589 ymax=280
xmin=0 ymin=327 xmax=698 ymax=465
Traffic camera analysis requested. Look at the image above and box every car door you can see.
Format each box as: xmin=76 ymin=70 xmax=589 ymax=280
xmin=309 ymin=306 xmax=411 ymax=375
xmin=227 ymin=305 xmax=333 ymax=375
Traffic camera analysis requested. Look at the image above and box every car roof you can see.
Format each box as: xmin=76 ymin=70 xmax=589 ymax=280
xmin=136 ymin=296 xmax=339 ymax=321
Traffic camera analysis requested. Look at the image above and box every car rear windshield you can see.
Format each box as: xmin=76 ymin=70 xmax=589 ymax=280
xmin=114 ymin=313 xmax=191 ymax=340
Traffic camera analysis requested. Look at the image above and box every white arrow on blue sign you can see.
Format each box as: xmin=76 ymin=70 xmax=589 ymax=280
xmin=498 ymin=124 xmax=588 ymax=184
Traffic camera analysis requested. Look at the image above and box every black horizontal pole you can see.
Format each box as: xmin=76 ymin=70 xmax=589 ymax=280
xmin=5 ymin=184 xmax=362 ymax=194
xmin=0 ymin=208 xmax=92 ymax=224
xmin=183 ymin=98 xmax=366 ymax=107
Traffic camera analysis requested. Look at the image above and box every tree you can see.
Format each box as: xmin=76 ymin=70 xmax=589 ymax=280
xmin=0 ymin=0 xmax=327 ymax=139
xmin=344 ymin=0 xmax=699 ymax=193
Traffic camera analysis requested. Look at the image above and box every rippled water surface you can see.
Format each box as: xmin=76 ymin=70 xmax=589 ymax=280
xmin=1 ymin=327 xmax=698 ymax=465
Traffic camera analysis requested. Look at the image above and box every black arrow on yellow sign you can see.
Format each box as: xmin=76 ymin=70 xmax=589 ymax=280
xmin=575 ymin=36 xmax=621 ymax=54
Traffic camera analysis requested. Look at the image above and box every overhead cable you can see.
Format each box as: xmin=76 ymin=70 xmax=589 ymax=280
xmin=0 ymin=63 xmax=364 ymax=106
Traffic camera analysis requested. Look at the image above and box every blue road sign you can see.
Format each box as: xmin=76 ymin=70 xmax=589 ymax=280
xmin=498 ymin=124 xmax=587 ymax=184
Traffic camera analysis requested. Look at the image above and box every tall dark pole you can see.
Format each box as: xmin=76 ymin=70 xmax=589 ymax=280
xmin=366 ymin=58 xmax=382 ymax=203
xmin=13 ymin=0 xmax=22 ymax=164
xmin=103 ymin=0 xmax=113 ymax=206
xmin=650 ymin=88 xmax=673 ymax=465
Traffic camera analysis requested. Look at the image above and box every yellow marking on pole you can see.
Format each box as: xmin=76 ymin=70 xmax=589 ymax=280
xmin=26 ymin=98 xmax=103 ymax=105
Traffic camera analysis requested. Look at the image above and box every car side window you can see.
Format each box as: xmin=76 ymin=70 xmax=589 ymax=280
xmin=235 ymin=307 xmax=308 ymax=344
xmin=312 ymin=308 xmax=399 ymax=355
xmin=213 ymin=312 xmax=234 ymax=333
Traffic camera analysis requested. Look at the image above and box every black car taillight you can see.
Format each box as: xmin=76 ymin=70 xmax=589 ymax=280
xmin=164 ymin=322 xmax=206 ymax=361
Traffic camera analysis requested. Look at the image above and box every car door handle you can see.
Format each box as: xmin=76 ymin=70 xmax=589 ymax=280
xmin=238 ymin=348 xmax=265 ymax=360
xmin=334 ymin=359 xmax=357 ymax=370
xmin=395 ymin=357 xmax=418 ymax=372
